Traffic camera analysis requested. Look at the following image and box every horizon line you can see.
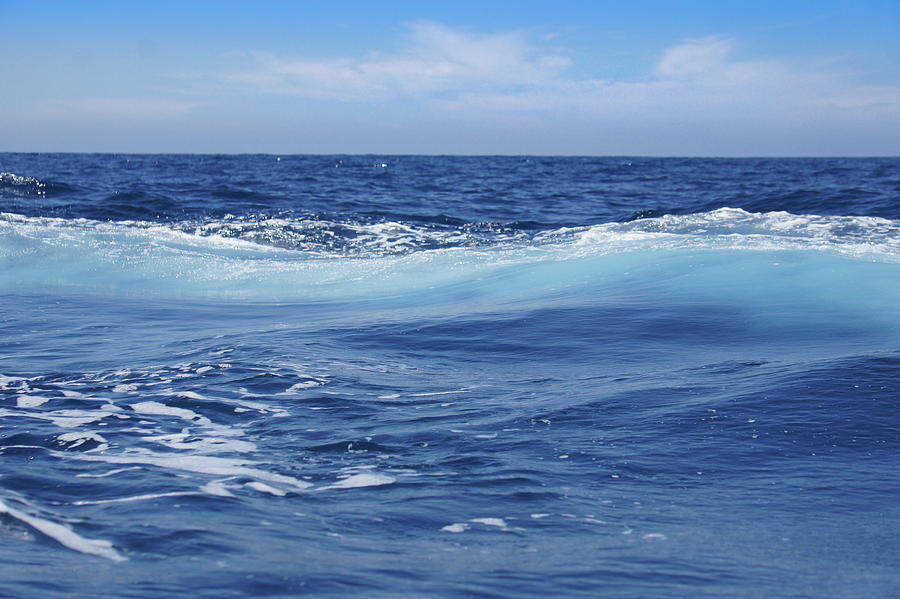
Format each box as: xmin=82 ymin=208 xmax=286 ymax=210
xmin=2 ymin=151 xmax=898 ymax=159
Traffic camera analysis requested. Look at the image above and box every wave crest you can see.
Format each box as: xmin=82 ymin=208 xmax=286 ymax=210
xmin=2 ymin=208 xmax=899 ymax=300
xmin=573 ymin=208 xmax=900 ymax=260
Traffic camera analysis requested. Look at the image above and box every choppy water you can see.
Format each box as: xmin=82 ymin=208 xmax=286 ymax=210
xmin=1 ymin=154 xmax=899 ymax=597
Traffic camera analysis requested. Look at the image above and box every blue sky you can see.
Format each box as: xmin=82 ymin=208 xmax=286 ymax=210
xmin=1 ymin=0 xmax=898 ymax=155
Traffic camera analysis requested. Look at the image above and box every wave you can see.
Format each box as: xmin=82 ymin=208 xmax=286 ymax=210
xmin=0 ymin=172 xmax=49 ymax=196
xmin=2 ymin=209 xmax=899 ymax=308
xmin=0 ymin=171 xmax=82 ymax=200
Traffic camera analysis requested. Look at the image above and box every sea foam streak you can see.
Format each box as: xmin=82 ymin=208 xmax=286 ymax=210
xmin=0 ymin=499 xmax=125 ymax=562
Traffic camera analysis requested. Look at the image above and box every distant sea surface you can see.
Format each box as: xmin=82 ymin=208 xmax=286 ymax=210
xmin=1 ymin=154 xmax=898 ymax=598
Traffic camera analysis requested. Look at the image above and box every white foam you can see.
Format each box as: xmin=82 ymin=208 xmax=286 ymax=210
xmin=1 ymin=211 xmax=520 ymax=300
xmin=281 ymin=380 xmax=324 ymax=393
xmin=441 ymin=523 xmax=469 ymax=533
xmin=0 ymin=499 xmax=125 ymax=562
xmin=575 ymin=208 xmax=900 ymax=262
xmin=73 ymin=450 xmax=312 ymax=490
xmin=141 ymin=432 xmax=256 ymax=453
xmin=318 ymin=472 xmax=395 ymax=491
xmin=470 ymin=517 xmax=507 ymax=528
xmin=76 ymin=467 xmax=142 ymax=479
xmin=57 ymin=432 xmax=108 ymax=450
xmin=245 ymin=482 xmax=287 ymax=496
xmin=0 ymin=407 xmax=112 ymax=428
xmin=200 ymin=480 xmax=235 ymax=497
xmin=0 ymin=373 xmax=27 ymax=389
xmin=171 ymin=392 xmax=287 ymax=417
xmin=130 ymin=401 xmax=211 ymax=425
xmin=409 ymin=388 xmax=470 ymax=397
xmin=72 ymin=492 xmax=197 ymax=506
xmin=16 ymin=395 xmax=51 ymax=408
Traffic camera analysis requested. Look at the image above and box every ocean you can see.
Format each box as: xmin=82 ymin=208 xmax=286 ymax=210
xmin=0 ymin=154 xmax=898 ymax=597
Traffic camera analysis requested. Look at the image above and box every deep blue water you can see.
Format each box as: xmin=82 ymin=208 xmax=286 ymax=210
xmin=1 ymin=154 xmax=899 ymax=598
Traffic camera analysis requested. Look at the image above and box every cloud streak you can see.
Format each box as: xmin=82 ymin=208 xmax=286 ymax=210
xmin=227 ymin=21 xmax=570 ymax=100
xmin=225 ymin=23 xmax=900 ymax=132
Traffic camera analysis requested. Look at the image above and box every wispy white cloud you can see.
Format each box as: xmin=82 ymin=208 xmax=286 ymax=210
xmin=226 ymin=21 xmax=570 ymax=100
xmin=430 ymin=34 xmax=900 ymax=131
xmin=655 ymin=36 xmax=738 ymax=79
xmin=224 ymin=22 xmax=900 ymax=137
